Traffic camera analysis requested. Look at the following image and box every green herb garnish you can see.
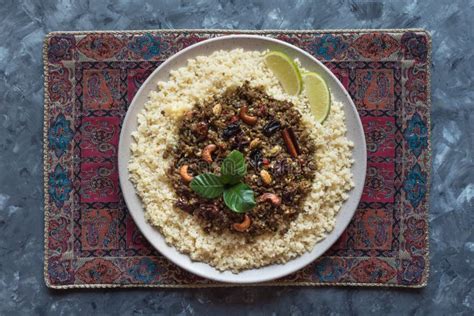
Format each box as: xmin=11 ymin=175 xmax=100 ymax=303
xmin=189 ymin=173 xmax=224 ymax=198
xmin=223 ymin=183 xmax=255 ymax=213
xmin=220 ymin=150 xmax=247 ymax=185
xmin=189 ymin=150 xmax=256 ymax=213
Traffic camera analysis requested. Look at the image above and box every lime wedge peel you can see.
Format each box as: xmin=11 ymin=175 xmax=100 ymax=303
xmin=264 ymin=52 xmax=302 ymax=96
xmin=302 ymin=72 xmax=331 ymax=124
xmin=264 ymin=51 xmax=331 ymax=123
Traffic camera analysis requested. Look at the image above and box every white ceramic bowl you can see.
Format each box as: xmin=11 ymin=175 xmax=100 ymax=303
xmin=118 ymin=35 xmax=366 ymax=283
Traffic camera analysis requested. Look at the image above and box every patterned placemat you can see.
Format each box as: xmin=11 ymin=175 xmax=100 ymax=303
xmin=43 ymin=29 xmax=431 ymax=289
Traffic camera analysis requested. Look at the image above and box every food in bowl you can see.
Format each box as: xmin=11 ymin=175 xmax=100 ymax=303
xmin=171 ymin=82 xmax=318 ymax=237
xmin=128 ymin=49 xmax=354 ymax=272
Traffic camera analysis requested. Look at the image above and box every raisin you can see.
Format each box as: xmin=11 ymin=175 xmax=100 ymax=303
xmin=249 ymin=148 xmax=263 ymax=170
xmin=230 ymin=134 xmax=249 ymax=151
xmin=193 ymin=121 xmax=208 ymax=140
xmin=222 ymin=123 xmax=241 ymax=139
xmin=273 ymin=159 xmax=288 ymax=177
xmin=262 ymin=119 xmax=281 ymax=137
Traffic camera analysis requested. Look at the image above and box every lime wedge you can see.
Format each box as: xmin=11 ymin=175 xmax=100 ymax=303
xmin=264 ymin=51 xmax=302 ymax=96
xmin=302 ymin=72 xmax=331 ymax=123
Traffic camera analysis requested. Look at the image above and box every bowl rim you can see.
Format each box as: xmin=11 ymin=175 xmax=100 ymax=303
xmin=118 ymin=34 xmax=367 ymax=283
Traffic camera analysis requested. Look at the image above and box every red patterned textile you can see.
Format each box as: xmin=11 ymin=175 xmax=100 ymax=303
xmin=44 ymin=30 xmax=431 ymax=288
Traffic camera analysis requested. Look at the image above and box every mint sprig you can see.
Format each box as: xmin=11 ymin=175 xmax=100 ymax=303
xmin=189 ymin=150 xmax=256 ymax=213
xmin=223 ymin=183 xmax=255 ymax=213
xmin=220 ymin=150 xmax=247 ymax=184
xmin=189 ymin=173 xmax=224 ymax=198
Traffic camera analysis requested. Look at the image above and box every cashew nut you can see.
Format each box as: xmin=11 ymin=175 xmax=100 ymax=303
xmin=260 ymin=169 xmax=272 ymax=185
xmin=179 ymin=165 xmax=193 ymax=183
xmin=202 ymin=144 xmax=217 ymax=163
xmin=233 ymin=214 xmax=251 ymax=232
xmin=239 ymin=106 xmax=257 ymax=125
xmin=258 ymin=193 xmax=281 ymax=206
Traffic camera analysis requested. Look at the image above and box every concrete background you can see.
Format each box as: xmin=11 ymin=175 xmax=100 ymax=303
xmin=0 ymin=0 xmax=473 ymax=314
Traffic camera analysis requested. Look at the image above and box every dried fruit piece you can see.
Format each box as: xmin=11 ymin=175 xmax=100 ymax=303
xmin=229 ymin=115 xmax=240 ymax=123
xmin=222 ymin=123 xmax=241 ymax=139
xmin=193 ymin=121 xmax=208 ymax=140
xmin=262 ymin=119 xmax=281 ymax=137
xmin=249 ymin=148 xmax=263 ymax=170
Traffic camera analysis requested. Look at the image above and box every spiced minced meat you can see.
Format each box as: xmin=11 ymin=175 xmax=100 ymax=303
xmin=167 ymin=82 xmax=318 ymax=237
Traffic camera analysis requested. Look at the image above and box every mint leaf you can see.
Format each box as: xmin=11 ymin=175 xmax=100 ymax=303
xmin=190 ymin=173 xmax=224 ymax=199
xmin=187 ymin=151 xmax=255 ymax=214
xmin=223 ymin=183 xmax=256 ymax=213
xmin=221 ymin=150 xmax=246 ymax=185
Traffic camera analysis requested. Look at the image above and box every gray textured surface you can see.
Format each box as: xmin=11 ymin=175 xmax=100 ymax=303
xmin=0 ymin=0 xmax=473 ymax=314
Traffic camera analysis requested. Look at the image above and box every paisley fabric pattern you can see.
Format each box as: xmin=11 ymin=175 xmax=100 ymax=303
xmin=76 ymin=258 xmax=121 ymax=284
xmin=48 ymin=217 xmax=71 ymax=254
xmin=48 ymin=66 xmax=73 ymax=103
xmin=404 ymin=112 xmax=428 ymax=157
xmin=352 ymin=33 xmax=399 ymax=59
xmin=48 ymin=164 xmax=72 ymax=208
xmin=44 ymin=30 xmax=431 ymax=288
xmin=48 ymin=113 xmax=73 ymax=158
xmin=48 ymin=35 xmax=75 ymax=63
xmin=401 ymin=32 xmax=428 ymax=62
xmin=350 ymin=258 xmax=397 ymax=283
xmin=77 ymin=34 xmax=125 ymax=60
xmin=128 ymin=33 xmax=166 ymax=60
xmin=403 ymin=163 xmax=427 ymax=209
xmin=127 ymin=257 xmax=162 ymax=283
xmin=310 ymin=34 xmax=349 ymax=60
